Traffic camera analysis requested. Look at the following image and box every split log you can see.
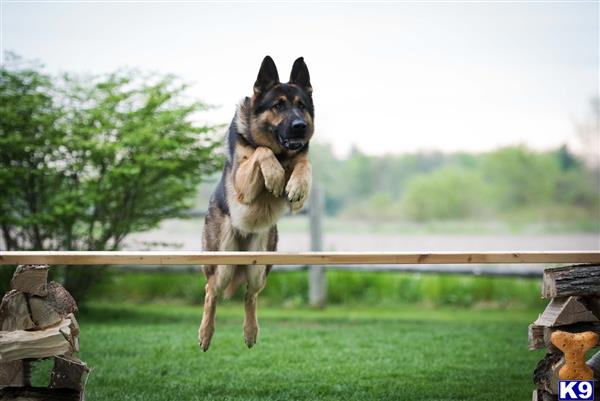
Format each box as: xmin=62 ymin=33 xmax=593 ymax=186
xmin=66 ymin=314 xmax=79 ymax=337
xmin=588 ymin=350 xmax=600 ymax=378
xmin=0 ymin=361 xmax=25 ymax=388
xmin=46 ymin=282 xmax=77 ymax=316
xmin=0 ymin=319 xmax=75 ymax=362
xmin=10 ymin=265 xmax=48 ymax=297
xmin=28 ymin=297 xmax=62 ymax=330
xmin=532 ymin=389 xmax=558 ymax=401
xmin=529 ymin=324 xmax=546 ymax=350
xmin=533 ymin=352 xmax=563 ymax=395
xmin=66 ymin=315 xmax=79 ymax=353
xmin=50 ymin=356 xmax=89 ymax=393
xmin=585 ymin=297 xmax=600 ymax=318
xmin=534 ymin=296 xmax=598 ymax=327
xmin=529 ymin=322 xmax=600 ymax=350
xmin=542 ymin=264 xmax=600 ymax=298
xmin=0 ymin=386 xmax=80 ymax=401
xmin=0 ymin=292 xmax=35 ymax=332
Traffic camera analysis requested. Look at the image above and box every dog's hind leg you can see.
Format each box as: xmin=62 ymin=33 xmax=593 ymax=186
xmin=199 ymin=225 xmax=238 ymax=352
xmin=199 ymin=264 xmax=234 ymax=351
xmin=243 ymin=264 xmax=267 ymax=348
xmin=242 ymin=228 xmax=275 ymax=348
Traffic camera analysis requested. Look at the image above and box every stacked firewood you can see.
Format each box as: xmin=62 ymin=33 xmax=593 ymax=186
xmin=0 ymin=265 xmax=89 ymax=401
xmin=529 ymin=264 xmax=600 ymax=401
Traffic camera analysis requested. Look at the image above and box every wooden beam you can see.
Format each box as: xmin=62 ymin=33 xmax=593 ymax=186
xmin=0 ymin=251 xmax=598 ymax=266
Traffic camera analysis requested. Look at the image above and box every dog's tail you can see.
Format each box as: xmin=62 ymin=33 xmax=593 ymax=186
xmin=223 ymin=267 xmax=247 ymax=299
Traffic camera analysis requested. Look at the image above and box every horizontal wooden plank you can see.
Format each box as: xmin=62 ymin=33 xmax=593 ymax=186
xmin=0 ymin=251 xmax=598 ymax=265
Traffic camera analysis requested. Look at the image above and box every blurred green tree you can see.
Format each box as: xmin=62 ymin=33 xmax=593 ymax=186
xmin=482 ymin=146 xmax=560 ymax=210
xmin=0 ymin=53 xmax=223 ymax=301
xmin=401 ymin=167 xmax=489 ymax=221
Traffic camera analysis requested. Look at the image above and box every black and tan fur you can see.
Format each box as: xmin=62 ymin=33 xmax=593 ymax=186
xmin=199 ymin=56 xmax=314 ymax=351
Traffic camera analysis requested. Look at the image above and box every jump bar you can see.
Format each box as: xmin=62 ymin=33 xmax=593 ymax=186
xmin=0 ymin=251 xmax=599 ymax=265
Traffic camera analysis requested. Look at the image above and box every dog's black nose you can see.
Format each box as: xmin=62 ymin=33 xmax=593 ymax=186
xmin=291 ymin=120 xmax=307 ymax=134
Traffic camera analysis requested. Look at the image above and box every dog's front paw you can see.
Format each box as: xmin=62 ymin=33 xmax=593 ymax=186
xmin=261 ymin=158 xmax=285 ymax=197
xmin=286 ymin=175 xmax=311 ymax=212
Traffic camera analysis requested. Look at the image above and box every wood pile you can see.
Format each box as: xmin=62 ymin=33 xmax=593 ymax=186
xmin=529 ymin=264 xmax=600 ymax=401
xmin=0 ymin=265 xmax=89 ymax=401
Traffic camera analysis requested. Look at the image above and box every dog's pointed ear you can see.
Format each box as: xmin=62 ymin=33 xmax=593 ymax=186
xmin=289 ymin=57 xmax=312 ymax=93
xmin=254 ymin=56 xmax=280 ymax=96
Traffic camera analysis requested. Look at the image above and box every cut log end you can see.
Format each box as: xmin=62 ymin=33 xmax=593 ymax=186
xmin=50 ymin=356 xmax=89 ymax=393
xmin=28 ymin=297 xmax=62 ymax=330
xmin=0 ymin=291 xmax=35 ymax=332
xmin=10 ymin=265 xmax=49 ymax=297
xmin=0 ymin=361 xmax=25 ymax=388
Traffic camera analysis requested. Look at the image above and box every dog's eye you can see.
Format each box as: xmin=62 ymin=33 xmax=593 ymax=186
xmin=297 ymin=102 xmax=305 ymax=111
xmin=272 ymin=102 xmax=285 ymax=112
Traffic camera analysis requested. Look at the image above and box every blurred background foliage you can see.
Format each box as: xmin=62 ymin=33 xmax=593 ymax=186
xmin=307 ymin=141 xmax=599 ymax=224
xmin=1 ymin=53 xmax=598 ymax=309
xmin=0 ymin=54 xmax=223 ymax=301
xmin=89 ymin=271 xmax=546 ymax=310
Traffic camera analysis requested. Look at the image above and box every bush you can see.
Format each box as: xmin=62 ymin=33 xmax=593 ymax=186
xmin=0 ymin=54 xmax=223 ymax=301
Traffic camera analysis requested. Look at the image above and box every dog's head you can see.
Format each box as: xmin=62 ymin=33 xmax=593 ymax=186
xmin=238 ymin=56 xmax=314 ymax=153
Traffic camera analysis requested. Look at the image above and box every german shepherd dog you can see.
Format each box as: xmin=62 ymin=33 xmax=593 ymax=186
xmin=198 ymin=56 xmax=314 ymax=351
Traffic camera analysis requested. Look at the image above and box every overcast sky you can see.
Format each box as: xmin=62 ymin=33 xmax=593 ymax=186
xmin=2 ymin=1 xmax=598 ymax=156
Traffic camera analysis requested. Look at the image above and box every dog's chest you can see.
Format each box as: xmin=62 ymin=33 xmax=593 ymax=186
xmin=228 ymin=188 xmax=288 ymax=234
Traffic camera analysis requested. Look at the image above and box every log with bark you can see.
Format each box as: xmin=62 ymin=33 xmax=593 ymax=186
xmin=532 ymin=388 xmax=558 ymax=401
xmin=533 ymin=352 xmax=563 ymax=395
xmin=542 ymin=264 xmax=600 ymax=298
xmin=45 ymin=283 xmax=77 ymax=317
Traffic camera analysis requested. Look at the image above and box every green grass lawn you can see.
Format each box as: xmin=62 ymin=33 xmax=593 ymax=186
xmin=34 ymin=303 xmax=544 ymax=401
